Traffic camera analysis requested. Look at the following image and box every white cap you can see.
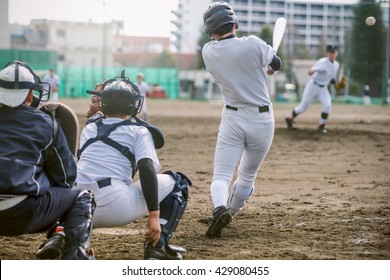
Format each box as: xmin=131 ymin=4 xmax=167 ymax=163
xmin=0 ymin=63 xmax=34 ymax=107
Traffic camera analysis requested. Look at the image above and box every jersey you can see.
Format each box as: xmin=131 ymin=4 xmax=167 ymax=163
xmin=311 ymin=57 xmax=340 ymax=85
xmin=294 ymin=57 xmax=340 ymax=116
xmin=76 ymin=117 xmax=160 ymax=184
xmin=202 ymin=35 xmax=275 ymax=107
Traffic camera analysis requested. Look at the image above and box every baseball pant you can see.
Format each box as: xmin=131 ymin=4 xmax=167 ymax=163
xmin=294 ymin=79 xmax=332 ymax=115
xmin=211 ymin=106 xmax=275 ymax=210
xmin=76 ymin=174 xmax=176 ymax=227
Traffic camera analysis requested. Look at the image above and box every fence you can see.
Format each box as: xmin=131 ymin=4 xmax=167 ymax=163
xmin=0 ymin=49 xmax=178 ymax=99
xmin=56 ymin=65 xmax=178 ymax=99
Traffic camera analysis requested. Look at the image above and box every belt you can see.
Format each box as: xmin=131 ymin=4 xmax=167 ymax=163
xmin=314 ymin=81 xmax=325 ymax=87
xmin=97 ymin=178 xmax=111 ymax=188
xmin=226 ymin=105 xmax=269 ymax=113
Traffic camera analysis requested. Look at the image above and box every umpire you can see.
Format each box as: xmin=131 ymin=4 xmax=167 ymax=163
xmin=0 ymin=61 xmax=95 ymax=260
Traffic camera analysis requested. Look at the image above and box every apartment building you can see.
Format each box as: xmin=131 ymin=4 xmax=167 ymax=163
xmin=170 ymin=0 xmax=362 ymax=60
xmin=224 ymin=0 xmax=358 ymax=58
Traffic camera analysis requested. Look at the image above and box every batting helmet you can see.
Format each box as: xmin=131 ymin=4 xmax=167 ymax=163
xmin=203 ymin=2 xmax=239 ymax=38
xmin=100 ymin=80 xmax=143 ymax=117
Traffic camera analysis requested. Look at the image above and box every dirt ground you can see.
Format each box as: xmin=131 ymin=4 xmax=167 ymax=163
xmin=1 ymin=98 xmax=390 ymax=260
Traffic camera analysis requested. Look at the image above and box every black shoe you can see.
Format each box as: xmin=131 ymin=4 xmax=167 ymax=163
xmin=285 ymin=117 xmax=294 ymax=129
xmin=205 ymin=206 xmax=232 ymax=238
xmin=317 ymin=124 xmax=327 ymax=134
xmin=144 ymin=242 xmax=184 ymax=260
xmin=36 ymin=234 xmax=66 ymax=259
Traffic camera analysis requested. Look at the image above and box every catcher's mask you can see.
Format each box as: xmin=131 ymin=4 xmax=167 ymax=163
xmin=203 ymin=1 xmax=239 ymax=38
xmin=87 ymin=69 xmax=143 ymax=117
xmin=0 ymin=60 xmax=50 ymax=108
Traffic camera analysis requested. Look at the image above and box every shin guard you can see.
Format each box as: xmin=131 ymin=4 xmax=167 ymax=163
xmin=61 ymin=189 xmax=96 ymax=260
xmin=156 ymin=171 xmax=191 ymax=247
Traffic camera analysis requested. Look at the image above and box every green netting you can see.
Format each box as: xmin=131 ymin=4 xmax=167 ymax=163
xmin=0 ymin=49 xmax=57 ymax=70
xmin=56 ymin=65 xmax=178 ymax=99
xmin=0 ymin=49 xmax=178 ymax=99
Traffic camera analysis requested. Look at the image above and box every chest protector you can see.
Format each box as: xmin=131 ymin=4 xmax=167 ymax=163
xmin=77 ymin=117 xmax=164 ymax=178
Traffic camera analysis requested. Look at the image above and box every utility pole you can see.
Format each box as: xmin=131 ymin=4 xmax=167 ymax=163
xmin=171 ymin=5 xmax=183 ymax=99
xmin=383 ymin=0 xmax=390 ymax=104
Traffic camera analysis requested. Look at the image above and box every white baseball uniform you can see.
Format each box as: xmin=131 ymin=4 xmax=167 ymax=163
xmin=136 ymin=81 xmax=150 ymax=121
xmin=76 ymin=117 xmax=176 ymax=227
xmin=43 ymin=73 xmax=61 ymax=101
xmin=202 ymin=35 xmax=275 ymax=215
xmin=294 ymin=57 xmax=340 ymax=120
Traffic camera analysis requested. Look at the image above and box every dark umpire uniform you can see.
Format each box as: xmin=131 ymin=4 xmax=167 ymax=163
xmin=0 ymin=60 xmax=95 ymax=260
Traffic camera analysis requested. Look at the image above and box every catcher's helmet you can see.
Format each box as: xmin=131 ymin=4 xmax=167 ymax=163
xmin=0 ymin=60 xmax=50 ymax=107
xmin=100 ymin=80 xmax=143 ymax=117
xmin=203 ymin=2 xmax=239 ymax=38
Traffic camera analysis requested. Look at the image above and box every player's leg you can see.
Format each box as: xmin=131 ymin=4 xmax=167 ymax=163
xmin=30 ymin=188 xmax=95 ymax=260
xmin=60 ymin=189 xmax=95 ymax=260
xmin=286 ymin=81 xmax=317 ymax=128
xmin=206 ymin=112 xmax=245 ymax=237
xmin=228 ymin=116 xmax=274 ymax=216
xmin=144 ymin=171 xmax=191 ymax=260
xmin=317 ymin=89 xmax=332 ymax=133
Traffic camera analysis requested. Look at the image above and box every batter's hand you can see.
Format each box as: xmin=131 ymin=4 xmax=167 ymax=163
xmin=145 ymin=210 xmax=161 ymax=246
xmin=266 ymin=66 xmax=275 ymax=75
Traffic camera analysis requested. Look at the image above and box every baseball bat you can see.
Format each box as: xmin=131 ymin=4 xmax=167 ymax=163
xmin=272 ymin=17 xmax=286 ymax=52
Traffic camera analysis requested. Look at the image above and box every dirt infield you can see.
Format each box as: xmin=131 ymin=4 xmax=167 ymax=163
xmin=1 ymin=98 xmax=389 ymax=260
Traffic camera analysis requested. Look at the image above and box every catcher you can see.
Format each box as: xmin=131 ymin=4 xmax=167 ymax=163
xmin=38 ymin=71 xmax=191 ymax=260
xmin=285 ymin=45 xmax=347 ymax=133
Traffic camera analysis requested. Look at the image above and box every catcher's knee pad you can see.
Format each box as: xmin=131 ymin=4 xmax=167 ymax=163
xmin=227 ymin=182 xmax=254 ymax=216
xmin=157 ymin=170 xmax=191 ymax=246
xmin=62 ymin=190 xmax=96 ymax=260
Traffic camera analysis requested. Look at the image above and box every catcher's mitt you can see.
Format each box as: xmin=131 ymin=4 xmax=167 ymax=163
xmin=334 ymin=76 xmax=347 ymax=91
xmin=86 ymin=83 xmax=103 ymax=118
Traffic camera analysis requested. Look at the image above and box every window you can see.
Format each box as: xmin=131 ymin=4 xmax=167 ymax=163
xmin=57 ymin=29 xmax=66 ymax=38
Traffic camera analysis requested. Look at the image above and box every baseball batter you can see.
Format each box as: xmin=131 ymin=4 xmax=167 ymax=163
xmin=285 ymin=45 xmax=344 ymax=133
xmin=202 ymin=2 xmax=281 ymax=238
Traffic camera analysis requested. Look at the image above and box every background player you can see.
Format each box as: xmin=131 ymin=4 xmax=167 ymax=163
xmin=285 ymin=45 xmax=346 ymax=133
xmin=136 ymin=72 xmax=150 ymax=122
xmin=202 ymin=2 xmax=281 ymax=237
xmin=43 ymin=68 xmax=61 ymax=101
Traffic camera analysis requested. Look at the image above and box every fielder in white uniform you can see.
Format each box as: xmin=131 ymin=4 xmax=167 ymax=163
xmin=40 ymin=73 xmax=191 ymax=260
xmin=202 ymin=2 xmax=281 ymax=238
xmin=285 ymin=45 xmax=340 ymax=133
xmin=43 ymin=69 xmax=61 ymax=101
xmin=136 ymin=73 xmax=150 ymax=122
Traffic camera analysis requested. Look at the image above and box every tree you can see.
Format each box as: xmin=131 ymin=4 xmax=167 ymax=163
xmin=257 ymin=24 xmax=273 ymax=45
xmin=348 ymin=0 xmax=387 ymax=96
xmin=197 ymin=27 xmax=211 ymax=69
xmin=153 ymin=51 xmax=176 ymax=68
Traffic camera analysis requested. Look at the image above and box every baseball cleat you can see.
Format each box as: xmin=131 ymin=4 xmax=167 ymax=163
xmin=317 ymin=124 xmax=327 ymax=134
xmin=36 ymin=233 xmax=66 ymax=259
xmin=144 ymin=242 xmax=184 ymax=260
xmin=285 ymin=117 xmax=294 ymax=129
xmin=205 ymin=206 xmax=232 ymax=238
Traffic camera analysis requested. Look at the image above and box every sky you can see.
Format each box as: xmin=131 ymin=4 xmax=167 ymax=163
xmin=8 ymin=0 xmax=180 ymax=37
